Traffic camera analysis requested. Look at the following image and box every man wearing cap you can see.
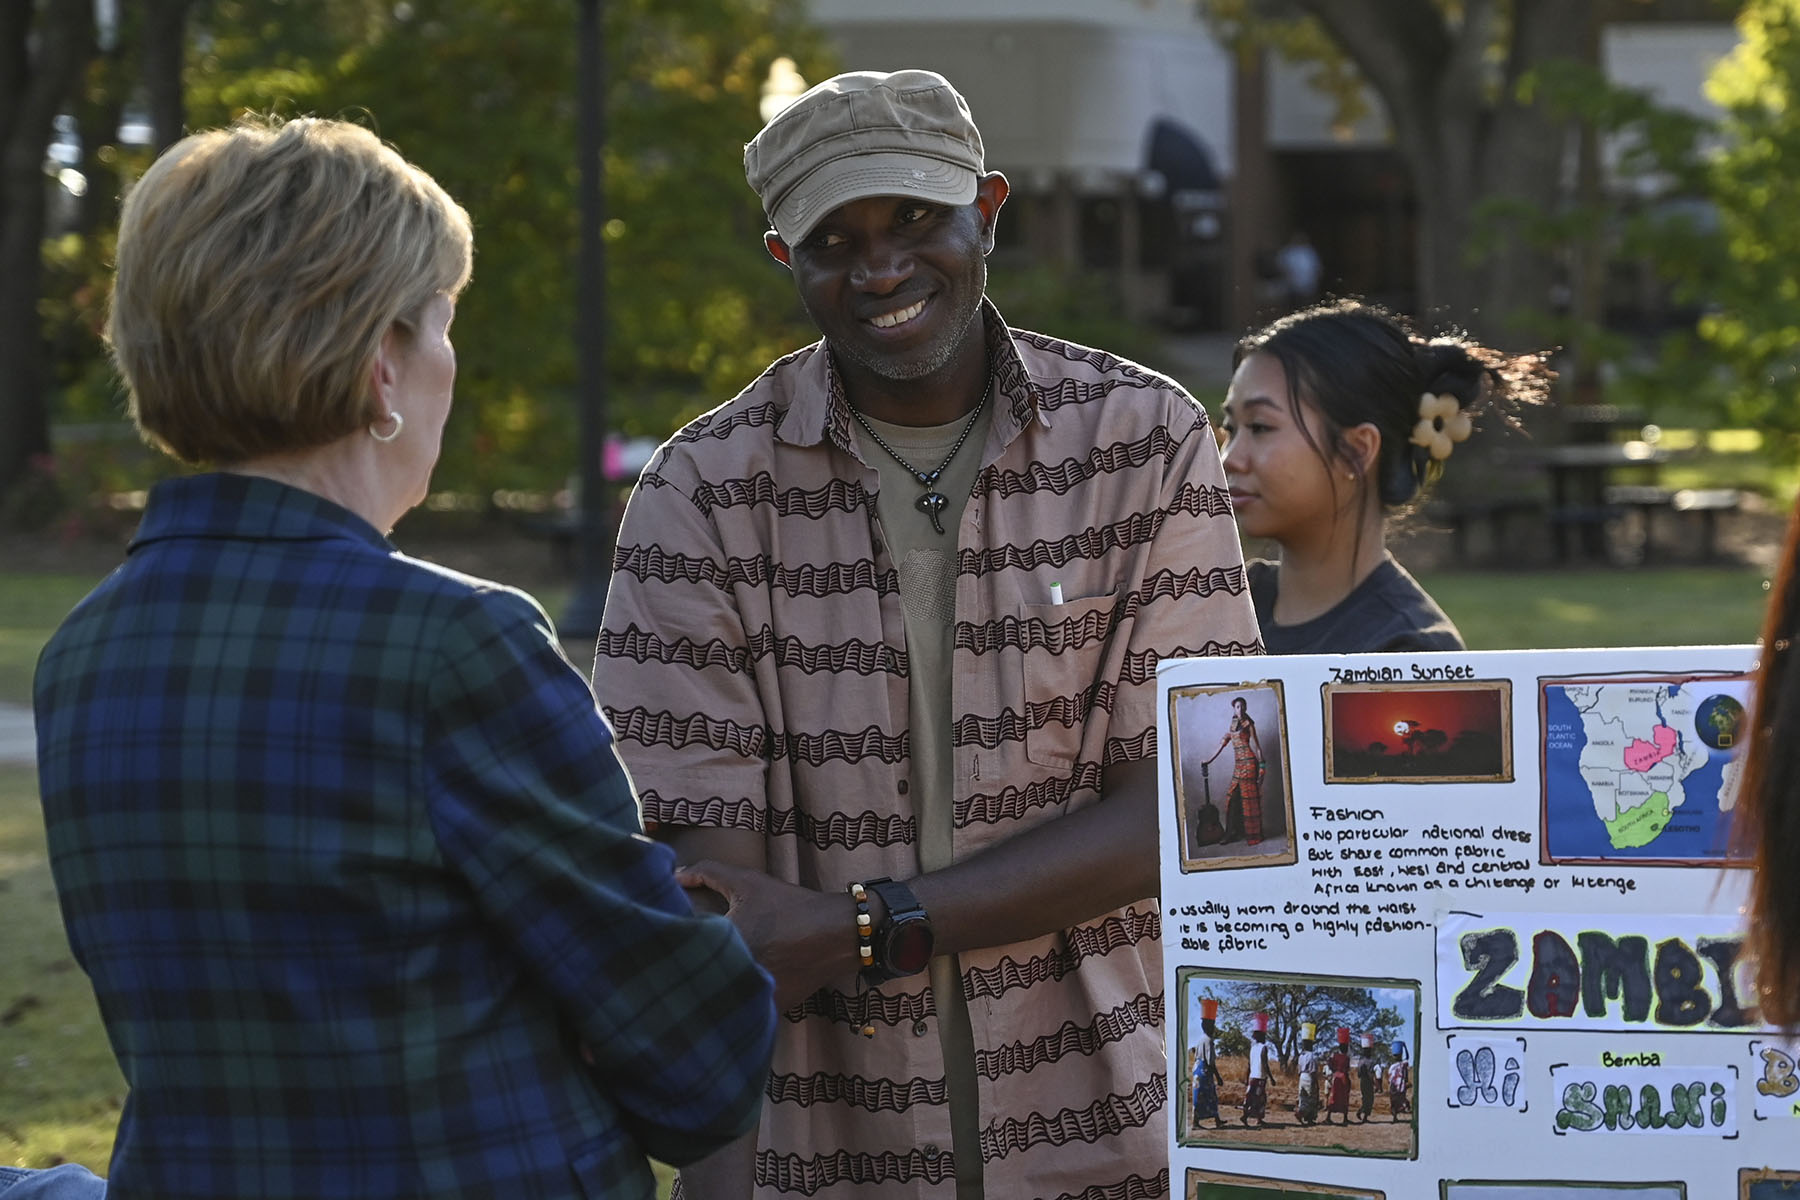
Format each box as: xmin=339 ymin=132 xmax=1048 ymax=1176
xmin=595 ymin=68 xmax=1258 ymax=1200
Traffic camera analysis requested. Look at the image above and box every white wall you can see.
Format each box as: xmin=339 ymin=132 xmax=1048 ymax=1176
xmin=1602 ymin=23 xmax=1740 ymax=119
xmin=1263 ymin=22 xmax=1740 ymax=152
xmin=811 ymin=0 xmax=1204 ymax=34
xmin=803 ymin=11 xmax=1743 ymax=183
xmin=1265 ymin=54 xmax=1391 ymax=150
xmin=807 ymin=18 xmax=1234 ymax=180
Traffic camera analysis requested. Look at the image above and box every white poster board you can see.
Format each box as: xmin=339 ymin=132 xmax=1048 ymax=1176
xmin=1157 ymin=646 xmax=1800 ymax=1200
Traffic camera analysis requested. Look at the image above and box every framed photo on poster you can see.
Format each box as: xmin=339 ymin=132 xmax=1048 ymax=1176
xmin=1323 ymin=679 xmax=1513 ymax=785
xmin=1186 ymin=1167 xmax=1385 ymax=1198
xmin=1169 ymin=680 xmax=1296 ymax=872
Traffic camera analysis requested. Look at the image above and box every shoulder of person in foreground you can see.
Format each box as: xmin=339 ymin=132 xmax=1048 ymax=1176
xmin=1366 ymin=561 xmax=1465 ymax=654
xmin=589 ymin=346 xmax=840 ymax=823
xmin=1006 ymin=324 xmax=1261 ymax=776
xmin=420 ymin=578 xmax=777 ymax=1164
xmin=1379 ymin=624 xmax=1466 ymax=654
xmin=637 ymin=340 xmax=828 ymax=487
xmin=1032 ymin=329 xmax=1259 ymax=641
xmin=1007 ymin=323 xmax=1209 ymax=432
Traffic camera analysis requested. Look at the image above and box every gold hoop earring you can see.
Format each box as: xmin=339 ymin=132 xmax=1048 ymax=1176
xmin=370 ymin=412 xmax=404 ymax=443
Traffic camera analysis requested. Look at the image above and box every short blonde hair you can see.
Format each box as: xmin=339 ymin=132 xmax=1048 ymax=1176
xmin=107 ymin=115 xmax=474 ymax=464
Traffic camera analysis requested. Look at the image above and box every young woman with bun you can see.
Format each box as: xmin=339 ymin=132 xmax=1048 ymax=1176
xmin=1222 ymin=299 xmax=1552 ymax=654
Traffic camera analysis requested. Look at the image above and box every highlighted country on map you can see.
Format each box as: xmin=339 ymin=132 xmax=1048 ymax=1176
xmin=1622 ymin=724 xmax=1679 ymax=773
xmin=1605 ymin=789 xmax=1671 ymax=848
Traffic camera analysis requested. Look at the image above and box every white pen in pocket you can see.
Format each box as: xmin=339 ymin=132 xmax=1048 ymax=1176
xmin=1049 ymin=581 xmax=1065 ymax=605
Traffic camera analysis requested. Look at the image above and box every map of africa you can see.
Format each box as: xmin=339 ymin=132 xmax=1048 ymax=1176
xmin=1541 ymin=676 xmax=1751 ymax=863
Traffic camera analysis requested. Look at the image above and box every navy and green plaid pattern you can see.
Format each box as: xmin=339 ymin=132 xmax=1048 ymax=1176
xmin=34 ymin=473 xmax=774 ymax=1199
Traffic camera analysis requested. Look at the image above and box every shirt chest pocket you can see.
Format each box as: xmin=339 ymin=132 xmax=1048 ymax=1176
xmin=1017 ymin=588 xmax=1120 ymax=769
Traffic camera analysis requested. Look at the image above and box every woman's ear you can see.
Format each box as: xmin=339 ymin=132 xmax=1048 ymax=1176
xmin=1340 ymin=422 xmax=1382 ymax=481
xmin=368 ymin=328 xmax=401 ymax=410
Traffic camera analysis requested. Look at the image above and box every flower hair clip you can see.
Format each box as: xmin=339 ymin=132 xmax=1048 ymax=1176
xmin=1410 ymin=392 xmax=1472 ymax=461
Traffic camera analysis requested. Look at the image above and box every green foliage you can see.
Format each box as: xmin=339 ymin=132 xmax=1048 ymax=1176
xmin=1459 ymin=58 xmax=1746 ymax=427
xmin=0 ymin=766 xmax=127 ymax=1174
xmin=1199 ymin=0 xmax=1372 ymax=132
xmin=1695 ymin=0 xmax=1800 ymax=459
xmin=49 ymin=1 xmax=839 ymax=500
xmin=1215 ymin=1021 xmax=1249 ymax=1058
xmin=986 ymin=266 xmax=1171 ymax=375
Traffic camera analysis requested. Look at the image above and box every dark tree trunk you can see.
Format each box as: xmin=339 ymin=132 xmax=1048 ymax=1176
xmin=0 ymin=0 xmax=96 ymax=518
xmin=73 ymin=53 xmax=123 ymax=236
xmin=1289 ymin=0 xmax=1596 ymax=344
xmin=141 ymin=0 xmax=190 ymax=151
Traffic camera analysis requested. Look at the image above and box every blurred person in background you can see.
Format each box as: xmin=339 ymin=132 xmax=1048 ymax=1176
xmin=1275 ymin=230 xmax=1323 ymax=308
xmin=34 ymin=115 xmax=775 ymax=1200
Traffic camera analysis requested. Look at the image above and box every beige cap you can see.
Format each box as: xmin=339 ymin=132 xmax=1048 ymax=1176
xmin=745 ymin=69 xmax=984 ymax=245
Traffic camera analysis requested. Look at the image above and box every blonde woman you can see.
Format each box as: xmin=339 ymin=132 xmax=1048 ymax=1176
xmin=34 ymin=117 xmax=774 ymax=1200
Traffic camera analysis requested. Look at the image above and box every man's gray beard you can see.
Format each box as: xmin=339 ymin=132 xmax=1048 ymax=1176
xmin=833 ymin=280 xmax=986 ymax=384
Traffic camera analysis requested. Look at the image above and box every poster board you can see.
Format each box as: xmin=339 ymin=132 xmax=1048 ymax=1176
xmin=1157 ymin=646 xmax=1797 ymax=1200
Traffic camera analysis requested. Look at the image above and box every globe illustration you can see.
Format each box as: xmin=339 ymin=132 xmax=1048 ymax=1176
xmin=1693 ymin=693 xmax=1746 ymax=752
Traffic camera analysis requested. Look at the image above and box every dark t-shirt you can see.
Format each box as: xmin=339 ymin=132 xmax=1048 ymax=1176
xmin=1248 ymin=555 xmax=1464 ymax=654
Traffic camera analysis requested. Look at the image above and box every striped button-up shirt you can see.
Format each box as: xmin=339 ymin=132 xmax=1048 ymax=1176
xmin=35 ymin=473 xmax=776 ymax=1199
xmin=597 ymin=304 xmax=1259 ymax=1200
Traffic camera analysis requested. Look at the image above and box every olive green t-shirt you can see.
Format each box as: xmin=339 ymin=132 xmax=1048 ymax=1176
xmin=858 ymin=402 xmax=992 ymax=1199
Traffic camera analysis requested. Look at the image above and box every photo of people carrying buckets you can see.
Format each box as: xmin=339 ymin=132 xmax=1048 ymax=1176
xmin=1178 ymin=969 xmax=1419 ymax=1160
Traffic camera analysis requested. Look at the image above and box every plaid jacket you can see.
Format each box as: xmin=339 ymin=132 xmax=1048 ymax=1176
xmin=34 ymin=473 xmax=775 ymax=1199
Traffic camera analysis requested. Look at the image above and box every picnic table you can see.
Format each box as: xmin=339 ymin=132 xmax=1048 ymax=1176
xmin=1533 ymin=440 xmax=1670 ymax=563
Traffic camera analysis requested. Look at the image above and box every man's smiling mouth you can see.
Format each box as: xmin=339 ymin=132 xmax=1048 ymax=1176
xmin=869 ymin=299 xmax=927 ymax=329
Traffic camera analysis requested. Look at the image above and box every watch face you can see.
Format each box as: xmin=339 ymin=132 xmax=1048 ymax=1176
xmin=887 ymin=917 xmax=935 ymax=974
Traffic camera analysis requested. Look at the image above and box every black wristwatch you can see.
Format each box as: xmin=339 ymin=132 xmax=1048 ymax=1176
xmin=863 ymin=877 xmax=934 ymax=982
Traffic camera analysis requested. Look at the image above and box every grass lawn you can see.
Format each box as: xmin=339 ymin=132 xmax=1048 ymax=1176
xmin=0 ymin=766 xmax=123 ymax=1172
xmin=1418 ymin=565 xmax=1771 ymax=649
xmin=0 ymin=549 xmax=1776 ymax=1178
xmin=0 ymin=575 xmax=108 ymax=709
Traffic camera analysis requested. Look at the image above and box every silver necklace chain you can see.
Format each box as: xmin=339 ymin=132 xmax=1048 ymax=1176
xmin=848 ymin=376 xmax=992 ymax=535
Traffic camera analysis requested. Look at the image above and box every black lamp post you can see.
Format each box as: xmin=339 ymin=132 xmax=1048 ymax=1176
xmin=561 ymin=0 xmax=611 ymax=641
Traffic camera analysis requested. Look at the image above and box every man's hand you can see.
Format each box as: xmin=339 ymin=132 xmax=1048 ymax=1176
xmin=677 ymin=858 xmax=861 ymax=1011
xmin=655 ymin=755 xmax=1161 ymax=1004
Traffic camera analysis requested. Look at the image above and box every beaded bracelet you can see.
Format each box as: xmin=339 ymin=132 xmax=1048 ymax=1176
xmin=848 ymin=881 xmax=875 ymax=972
xmin=848 ymin=881 xmax=877 ymax=1037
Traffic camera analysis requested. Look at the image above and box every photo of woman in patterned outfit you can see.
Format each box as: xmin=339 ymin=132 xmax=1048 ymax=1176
xmin=1170 ymin=682 xmax=1296 ymax=871
xmin=1218 ymin=696 xmax=1266 ymax=844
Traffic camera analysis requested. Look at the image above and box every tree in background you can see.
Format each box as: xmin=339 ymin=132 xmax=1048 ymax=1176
xmin=1209 ymin=0 xmax=1608 ymax=343
xmin=1695 ymin=0 xmax=1800 ymax=458
xmin=1 ymin=1 xmax=96 ymax=525
xmin=16 ymin=0 xmax=835 ymax=520
xmin=1215 ymin=981 xmax=1404 ymax=1072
